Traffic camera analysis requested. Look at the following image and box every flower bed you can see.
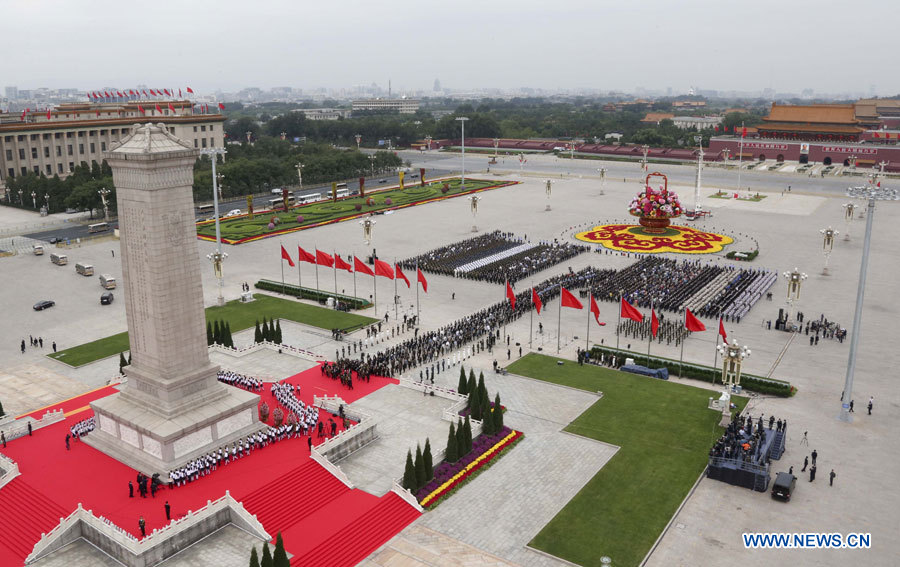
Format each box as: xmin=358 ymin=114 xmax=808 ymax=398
xmin=417 ymin=427 xmax=523 ymax=509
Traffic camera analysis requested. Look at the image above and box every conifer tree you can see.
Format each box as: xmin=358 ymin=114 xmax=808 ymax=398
xmin=481 ymin=398 xmax=494 ymax=435
xmin=127 ymin=351 xmax=131 ymax=365
xmin=273 ymin=533 xmax=289 ymax=567
xmin=249 ymin=546 xmax=260 ymax=567
xmin=470 ymin=388 xmax=481 ymax=420
xmin=213 ymin=320 xmax=221 ymax=344
xmin=477 ymin=373 xmax=487 ymax=403
xmin=403 ymin=449 xmax=416 ymax=490
xmin=414 ymin=444 xmax=426 ymax=490
xmin=119 ymin=352 xmax=127 ymax=373
xmin=225 ymin=321 xmax=234 ymax=348
xmin=493 ymin=393 xmax=504 ymax=432
xmin=260 ymin=541 xmax=273 ymax=567
xmin=207 ymin=320 xmax=213 ymax=345
xmin=468 ymin=369 xmax=476 ymax=395
xmin=261 ymin=317 xmax=269 ymax=341
xmin=445 ymin=422 xmax=458 ymax=463
xmin=423 ymin=438 xmax=433 ymax=481
xmin=456 ymin=418 xmax=466 ymax=456
xmin=463 ymin=415 xmax=473 ymax=454
xmin=0 ymin=400 xmax=5 ymax=418
xmin=275 ymin=319 xmax=282 ymax=344
xmin=255 ymin=320 xmax=262 ymax=343
xmin=458 ymin=366 xmax=468 ymax=395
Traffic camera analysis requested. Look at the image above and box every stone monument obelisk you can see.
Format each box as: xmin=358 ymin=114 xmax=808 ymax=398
xmin=86 ymin=123 xmax=263 ymax=476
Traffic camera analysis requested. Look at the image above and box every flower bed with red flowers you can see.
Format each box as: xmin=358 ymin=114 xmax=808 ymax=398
xmin=416 ymin=427 xmax=523 ymax=509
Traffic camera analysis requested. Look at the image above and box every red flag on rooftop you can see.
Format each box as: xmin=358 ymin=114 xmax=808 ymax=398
xmin=280 ymin=245 xmax=295 ymax=267
xmin=149 ymin=89 xmax=156 ymax=96
xmin=315 ymin=249 xmax=333 ymax=267
xmin=417 ymin=268 xmax=428 ymax=292
xmin=395 ymin=264 xmax=410 ymax=288
xmin=155 ymin=104 xmax=162 ymax=114
xmin=741 ymin=126 xmax=747 ymax=137
xmin=186 ymin=87 xmax=194 ymax=94
xmin=297 ymin=245 xmax=316 ymax=264
xmin=138 ymin=105 xmax=145 ymax=115
xmin=506 ymin=281 xmax=516 ymax=310
xmin=561 ymin=287 xmax=583 ymax=309
xmin=532 ymin=288 xmax=542 ymax=314
xmin=685 ymin=309 xmax=706 ymax=332
xmin=334 ymin=254 xmax=352 ymax=272
xmin=621 ymin=298 xmax=643 ymax=322
xmin=178 ymin=88 xmax=182 ymax=98
xmin=168 ymin=103 xmax=176 ymax=113
xmin=374 ymin=259 xmax=394 ymax=279
xmin=651 ymin=308 xmax=659 ymax=338
xmin=46 ymin=109 xmax=51 ymax=120
xmin=218 ymin=102 xmax=226 ymax=110
xmin=354 ymin=256 xmax=374 ymax=276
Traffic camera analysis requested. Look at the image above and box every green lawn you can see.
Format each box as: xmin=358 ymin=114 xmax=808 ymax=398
xmin=507 ymin=353 xmax=746 ymax=567
xmin=196 ymin=177 xmax=515 ymax=244
xmin=48 ymin=294 xmax=377 ymax=367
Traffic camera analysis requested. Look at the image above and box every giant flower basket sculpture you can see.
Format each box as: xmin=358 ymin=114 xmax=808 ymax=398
xmin=629 ymin=172 xmax=683 ymax=233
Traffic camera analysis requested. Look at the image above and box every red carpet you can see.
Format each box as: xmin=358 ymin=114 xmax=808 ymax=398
xmin=17 ymin=384 xmax=121 ymax=419
xmin=0 ymin=364 xmax=414 ymax=567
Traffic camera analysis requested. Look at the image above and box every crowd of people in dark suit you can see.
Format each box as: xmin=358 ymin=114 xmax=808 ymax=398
xmin=401 ymin=231 xmax=524 ymax=276
xmin=710 ymin=413 xmax=787 ymax=467
xmin=616 ymin=316 xmax=691 ymax=346
xmin=461 ymin=241 xmax=588 ymax=284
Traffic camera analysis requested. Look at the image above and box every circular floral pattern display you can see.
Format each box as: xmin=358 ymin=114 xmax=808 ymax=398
xmin=575 ymin=224 xmax=734 ymax=254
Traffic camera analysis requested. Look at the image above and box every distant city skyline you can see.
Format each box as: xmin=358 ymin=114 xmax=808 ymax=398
xmin=3 ymin=0 xmax=899 ymax=97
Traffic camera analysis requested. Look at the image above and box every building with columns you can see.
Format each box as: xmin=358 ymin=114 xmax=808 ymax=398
xmin=0 ymin=101 xmax=225 ymax=190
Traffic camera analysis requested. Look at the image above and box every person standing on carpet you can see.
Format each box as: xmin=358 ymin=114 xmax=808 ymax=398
xmin=165 ymin=501 xmax=171 ymax=521
xmin=129 ymin=481 xmax=134 ymax=498
xmin=139 ymin=516 xmax=146 ymax=537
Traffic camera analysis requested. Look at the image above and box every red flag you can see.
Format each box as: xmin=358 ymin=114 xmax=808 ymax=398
xmin=164 ymin=89 xmax=171 ymax=96
xmin=138 ymin=105 xmax=145 ymax=115
xmin=334 ymin=254 xmax=352 ymax=272
xmin=46 ymin=109 xmax=52 ymax=120
xmin=532 ymin=288 xmax=542 ymax=314
xmin=354 ymin=256 xmax=374 ymax=276
xmin=741 ymin=126 xmax=747 ymax=137
xmin=651 ymin=309 xmax=659 ymax=338
xmin=297 ymin=245 xmax=316 ymax=264
xmin=178 ymin=88 xmax=182 ymax=98
xmin=714 ymin=125 xmax=719 ymax=132
xmin=168 ymin=103 xmax=176 ymax=113
xmin=395 ymin=264 xmax=410 ymax=287
xmin=417 ymin=268 xmax=428 ymax=292
xmin=155 ymin=104 xmax=163 ymax=114
xmin=685 ymin=309 xmax=706 ymax=332
xmin=874 ymin=132 xmax=881 ymax=138
xmin=315 ymin=249 xmax=334 ymax=267
xmin=186 ymin=87 xmax=194 ymax=94
xmin=280 ymin=245 xmax=295 ymax=267
xmin=218 ymin=102 xmax=226 ymax=110
xmin=561 ymin=287 xmax=583 ymax=309
xmin=142 ymin=89 xmax=148 ymax=97
xmin=117 ymin=91 xmax=123 ymax=97
xmin=506 ymin=281 xmax=516 ymax=310
xmin=149 ymin=89 xmax=156 ymax=96
xmin=590 ymin=295 xmax=601 ymax=324
xmin=374 ymin=259 xmax=394 ymax=279
xmin=129 ymin=89 xmax=135 ymax=96
xmin=621 ymin=298 xmax=643 ymax=322
xmin=20 ymin=109 xmax=26 ymax=121
xmin=718 ymin=318 xmax=728 ymax=342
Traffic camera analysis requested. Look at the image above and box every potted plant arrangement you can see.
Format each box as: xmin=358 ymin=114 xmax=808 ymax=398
xmin=629 ymin=172 xmax=683 ymax=233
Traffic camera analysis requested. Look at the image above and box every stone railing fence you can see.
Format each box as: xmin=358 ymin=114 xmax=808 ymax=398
xmin=0 ymin=453 xmax=20 ymax=489
xmin=2 ymin=410 xmax=65 ymax=443
xmin=390 ymin=480 xmax=424 ymax=512
xmin=208 ymin=340 xmax=324 ymax=362
xmin=26 ymin=491 xmax=268 ymax=566
xmin=310 ymin=447 xmax=354 ymax=489
xmin=396 ymin=378 xmax=465 ymax=402
xmin=313 ymin=395 xmax=371 ymax=423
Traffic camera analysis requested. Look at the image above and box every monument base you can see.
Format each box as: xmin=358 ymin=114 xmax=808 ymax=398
xmin=85 ymin=384 xmax=265 ymax=478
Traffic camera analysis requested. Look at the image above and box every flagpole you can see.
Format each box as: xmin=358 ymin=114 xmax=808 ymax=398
xmin=315 ymin=247 xmax=320 ymax=291
xmin=297 ymin=245 xmax=302 ymax=291
xmin=281 ymin=242 xmax=285 ymax=295
xmin=415 ymin=261 xmax=420 ymax=321
xmin=679 ymin=309 xmax=686 ymax=378
xmin=557 ymin=284 xmax=562 ymax=354
xmin=394 ymin=259 xmax=399 ymax=322
xmin=373 ymin=270 xmax=377 ymax=317
xmin=616 ymin=293 xmax=622 ymax=350
xmin=333 ymin=251 xmax=338 ymax=297
xmin=713 ymin=310 xmax=721 ymax=370
xmin=503 ymin=281 xmax=507 ymax=347
xmin=585 ymin=295 xmax=591 ymax=352
xmin=529 ymin=284 xmax=534 ymax=349
xmin=353 ymin=260 xmax=357 ymax=299
xmin=647 ymin=301 xmax=653 ymax=359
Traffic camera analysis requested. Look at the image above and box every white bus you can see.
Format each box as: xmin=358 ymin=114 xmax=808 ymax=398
xmin=88 ymin=222 xmax=110 ymax=233
xmin=75 ymin=263 xmax=94 ymax=276
xmin=50 ymin=253 xmax=68 ymax=266
xmin=335 ymin=182 xmax=349 ymax=190
xmin=268 ymin=194 xmax=296 ymax=208
xmin=196 ymin=204 xmax=215 ymax=215
xmin=99 ymin=274 xmax=117 ymax=289
xmin=296 ymin=192 xmax=321 ymax=205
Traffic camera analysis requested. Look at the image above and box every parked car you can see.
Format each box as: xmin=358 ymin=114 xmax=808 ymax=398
xmin=47 ymin=236 xmax=61 ymax=244
xmin=33 ymin=300 xmax=55 ymax=311
xmin=771 ymin=472 xmax=796 ymax=501
xmin=271 ymin=187 xmax=284 ymax=195
xmin=100 ymin=292 xmax=114 ymax=305
xmin=378 ymin=179 xmax=388 ymax=184
xmin=223 ymin=209 xmax=242 ymax=218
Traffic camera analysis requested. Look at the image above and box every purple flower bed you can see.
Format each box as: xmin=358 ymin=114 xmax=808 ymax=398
xmin=458 ymin=402 xmax=506 ymax=418
xmin=414 ymin=426 xmax=514 ymax=501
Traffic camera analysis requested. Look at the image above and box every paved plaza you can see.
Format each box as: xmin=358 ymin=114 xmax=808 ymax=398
xmin=1 ymin=155 xmax=899 ymax=566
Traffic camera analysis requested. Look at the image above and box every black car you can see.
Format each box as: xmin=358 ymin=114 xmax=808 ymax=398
xmin=48 ymin=237 xmax=60 ymax=244
xmin=771 ymin=472 xmax=796 ymax=501
xmin=33 ymin=300 xmax=55 ymax=311
xmin=101 ymin=292 xmax=114 ymax=305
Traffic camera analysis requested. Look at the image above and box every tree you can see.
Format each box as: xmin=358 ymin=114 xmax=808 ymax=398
xmin=255 ymin=320 xmax=262 ymax=343
xmin=273 ymin=533 xmax=289 ymax=567
xmin=119 ymin=352 xmax=127 ymax=373
xmin=458 ymin=367 xmax=468 ymax=395
xmin=456 ymin=418 xmax=466 ymax=457
xmin=260 ymin=541 xmax=273 ymax=567
xmin=469 ymin=388 xmax=481 ymax=420
xmin=467 ymin=371 xmax=476 ymax=401
xmin=414 ymin=444 xmax=426 ymax=490
xmin=402 ymin=449 xmax=416 ymax=490
xmin=225 ymin=321 xmax=234 ymax=348
xmin=445 ymin=422 xmax=458 ymax=463
xmin=493 ymin=393 xmax=504 ymax=432
xmin=128 ymin=351 xmax=131 ymax=365
xmin=275 ymin=319 xmax=282 ymax=344
xmin=207 ymin=321 xmax=213 ymax=345
xmin=423 ymin=438 xmax=433 ymax=481
xmin=213 ymin=320 xmax=221 ymax=345
xmin=0 ymin=399 xmax=5 ymax=418
xmin=463 ymin=416 xmax=472 ymax=454
xmin=249 ymin=546 xmax=260 ymax=567
xmin=481 ymin=396 xmax=494 ymax=436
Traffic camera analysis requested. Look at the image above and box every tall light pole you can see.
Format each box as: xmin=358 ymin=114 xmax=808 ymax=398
xmin=31 ymin=191 xmax=36 ymax=209
xmin=840 ymin=184 xmax=900 ymax=422
xmin=842 ymin=202 xmax=855 ymax=241
xmin=295 ymin=162 xmax=304 ymax=190
xmin=468 ymin=194 xmax=479 ymax=233
xmin=820 ymin=226 xmax=838 ymax=275
xmin=201 ymin=147 xmax=228 ymax=306
xmin=716 ymin=340 xmax=750 ymax=426
xmin=598 ymin=167 xmax=607 ymax=195
xmin=368 ymin=154 xmax=376 ymax=177
xmin=493 ymin=137 xmax=500 ymax=161
xmin=216 ymin=172 xmax=224 ymax=201
xmin=641 ymin=144 xmax=650 ymax=173
xmin=693 ymin=135 xmax=704 ymax=215
xmin=424 ymin=135 xmax=432 ymax=152
xmin=781 ymin=267 xmax=807 ymax=329
xmin=545 ymin=179 xmax=552 ymax=211
xmin=355 ymin=134 xmax=361 ymax=150
xmin=98 ymin=187 xmax=110 ymax=221
xmin=18 ymin=189 xmax=23 ymax=206
xmin=456 ymin=116 xmax=468 ymax=188
xmin=44 ymin=192 xmax=50 ymax=214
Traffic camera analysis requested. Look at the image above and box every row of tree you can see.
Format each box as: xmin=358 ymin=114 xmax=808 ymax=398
xmin=402 ymin=438 xmax=434 ymax=493
xmin=458 ymin=367 xmax=504 ymax=431
xmin=248 ymin=532 xmax=289 ymax=567
xmin=207 ymin=319 xmax=235 ymax=347
xmin=2 ymin=160 xmax=115 ymax=216
xmin=254 ymin=317 xmax=282 ymax=344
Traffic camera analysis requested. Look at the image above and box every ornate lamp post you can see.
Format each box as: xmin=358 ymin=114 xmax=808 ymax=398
xmin=641 ymin=144 xmax=650 ymax=172
xmin=820 ymin=226 xmax=838 ymax=275
xmin=781 ymin=267 xmax=807 ymax=329
xmin=545 ymin=179 xmax=552 ymax=211
xmin=368 ymin=154 xmax=376 ymax=177
xmin=280 ymin=131 xmax=287 ymax=141
xmin=716 ymin=340 xmax=750 ymax=426
xmin=44 ymin=192 xmax=50 ymax=214
xmin=468 ymin=194 xmax=480 ymax=233
xmin=842 ymin=202 xmax=855 ymax=241
xmin=839 ymin=184 xmax=900 ymax=422
xmin=200 ymin=147 xmax=228 ymax=306
xmin=360 ymin=215 xmax=375 ymax=245
xmin=354 ymin=134 xmax=361 ymax=150
xmin=492 ymin=137 xmax=500 ymax=163
xmin=598 ymin=167 xmax=607 ymax=195
xmin=456 ymin=116 xmax=468 ymax=189
xmin=693 ymin=135 xmax=704 ymax=215
xmin=424 ymin=135 xmax=432 ymax=153
xmin=31 ymin=190 xmax=36 ymax=209
xmin=18 ymin=189 xmax=23 ymax=206
xmin=295 ymin=162 xmax=304 ymax=190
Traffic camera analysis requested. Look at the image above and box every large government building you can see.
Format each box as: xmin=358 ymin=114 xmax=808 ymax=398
xmin=0 ymin=101 xmax=226 ymax=189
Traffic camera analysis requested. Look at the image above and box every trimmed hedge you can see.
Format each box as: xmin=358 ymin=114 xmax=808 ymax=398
xmin=590 ymin=345 xmax=795 ymax=397
xmin=255 ymin=279 xmax=372 ymax=310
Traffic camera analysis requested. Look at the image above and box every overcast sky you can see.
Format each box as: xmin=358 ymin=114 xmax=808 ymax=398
xmin=3 ymin=0 xmax=897 ymax=96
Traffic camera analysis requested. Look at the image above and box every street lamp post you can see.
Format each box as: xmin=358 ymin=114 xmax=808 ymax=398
xmin=820 ymin=226 xmax=838 ymax=275
xmin=424 ymin=136 xmax=432 ymax=153
xmin=839 ymin=184 xmax=900 ymax=422
xmin=781 ymin=267 xmax=807 ymax=329
xmin=200 ymin=147 xmax=228 ymax=306
xmin=245 ymin=131 xmax=252 ymax=144
xmin=598 ymin=167 xmax=607 ymax=195
xmin=368 ymin=154 xmax=376 ymax=177
xmin=716 ymin=340 xmax=750 ymax=426
xmin=641 ymin=144 xmax=650 ymax=173
xmin=295 ymin=162 xmax=304 ymax=190
xmin=468 ymin=194 xmax=480 ymax=233
xmin=694 ymin=135 xmax=704 ymax=215
xmin=31 ymin=191 xmax=36 ymax=209
xmin=355 ymin=134 xmax=361 ymax=150
xmin=493 ymin=137 xmax=499 ymax=162
xmin=98 ymin=187 xmax=110 ymax=222
xmin=545 ymin=179 xmax=552 ymax=211
xmin=842 ymin=202 xmax=855 ymax=241
xmin=44 ymin=192 xmax=50 ymax=214
xmin=456 ymin=117 xmax=468 ymax=188
xmin=18 ymin=189 xmax=23 ymax=206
